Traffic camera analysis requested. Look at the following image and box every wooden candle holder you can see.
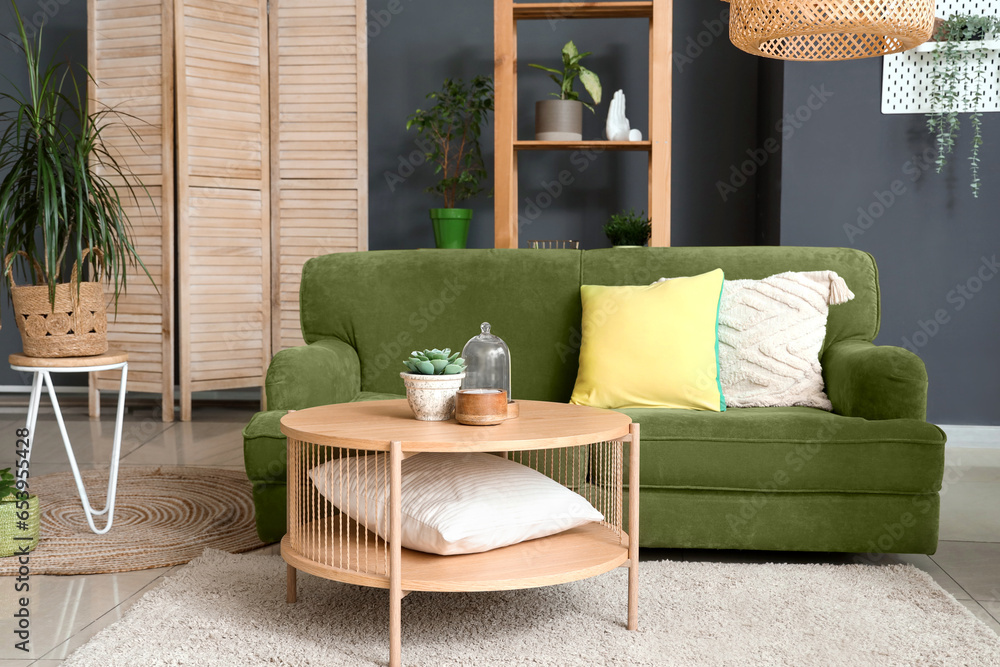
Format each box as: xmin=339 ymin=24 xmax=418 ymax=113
xmin=455 ymin=389 xmax=510 ymax=426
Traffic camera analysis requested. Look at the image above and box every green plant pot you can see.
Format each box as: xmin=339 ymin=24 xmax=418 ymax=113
xmin=0 ymin=494 xmax=39 ymax=557
xmin=430 ymin=209 xmax=473 ymax=249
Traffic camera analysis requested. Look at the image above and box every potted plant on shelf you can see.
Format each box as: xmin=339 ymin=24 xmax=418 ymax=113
xmin=529 ymin=41 xmax=603 ymax=141
xmin=401 ymin=348 xmax=467 ymax=421
xmin=0 ymin=467 xmax=39 ymax=558
xmin=0 ymin=5 xmax=151 ymax=357
xmin=406 ymin=76 xmax=494 ymax=249
xmin=925 ymin=13 xmax=1000 ymax=198
xmin=603 ymin=209 xmax=651 ymax=248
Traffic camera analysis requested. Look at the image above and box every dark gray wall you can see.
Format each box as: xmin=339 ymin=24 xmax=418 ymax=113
xmin=779 ymin=60 xmax=1000 ymax=425
xmin=3 ymin=1 xmax=990 ymax=425
xmin=0 ymin=0 xmax=88 ymax=388
xmin=366 ymin=0 xmax=761 ymax=250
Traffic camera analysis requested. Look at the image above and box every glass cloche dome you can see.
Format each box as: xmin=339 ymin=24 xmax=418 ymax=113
xmin=461 ymin=322 xmax=512 ymax=403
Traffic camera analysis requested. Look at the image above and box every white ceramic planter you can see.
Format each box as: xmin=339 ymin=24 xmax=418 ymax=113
xmin=400 ymin=372 xmax=466 ymax=421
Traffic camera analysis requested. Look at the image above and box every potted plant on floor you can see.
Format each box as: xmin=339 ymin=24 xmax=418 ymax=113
xmin=401 ymin=348 xmax=466 ymax=421
xmin=0 ymin=467 xmax=39 ymax=557
xmin=603 ymin=209 xmax=651 ymax=248
xmin=406 ymin=77 xmax=494 ymax=249
xmin=925 ymin=13 xmax=1000 ymax=198
xmin=0 ymin=4 xmax=151 ymax=357
xmin=529 ymin=41 xmax=603 ymax=141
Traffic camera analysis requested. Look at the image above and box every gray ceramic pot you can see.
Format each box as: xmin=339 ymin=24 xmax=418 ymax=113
xmin=535 ymin=100 xmax=583 ymax=141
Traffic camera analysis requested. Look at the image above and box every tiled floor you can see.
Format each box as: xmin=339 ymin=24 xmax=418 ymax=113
xmin=0 ymin=401 xmax=998 ymax=664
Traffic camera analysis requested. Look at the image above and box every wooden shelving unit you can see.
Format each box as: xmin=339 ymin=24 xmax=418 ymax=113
xmin=494 ymin=0 xmax=672 ymax=248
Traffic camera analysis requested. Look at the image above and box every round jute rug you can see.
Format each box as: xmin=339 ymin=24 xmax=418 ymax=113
xmin=0 ymin=466 xmax=266 ymax=576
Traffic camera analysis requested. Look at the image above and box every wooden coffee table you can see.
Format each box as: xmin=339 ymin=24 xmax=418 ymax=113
xmin=280 ymin=399 xmax=639 ymax=667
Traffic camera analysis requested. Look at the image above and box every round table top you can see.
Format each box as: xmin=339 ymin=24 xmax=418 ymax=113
xmin=9 ymin=350 xmax=128 ymax=369
xmin=280 ymin=399 xmax=632 ymax=452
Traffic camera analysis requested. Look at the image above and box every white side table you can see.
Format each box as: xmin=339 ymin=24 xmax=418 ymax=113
xmin=10 ymin=351 xmax=129 ymax=535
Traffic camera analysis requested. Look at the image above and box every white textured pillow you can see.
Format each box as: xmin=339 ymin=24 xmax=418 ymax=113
xmin=654 ymin=270 xmax=855 ymax=409
xmin=717 ymin=271 xmax=854 ymax=409
xmin=308 ymin=452 xmax=603 ymax=555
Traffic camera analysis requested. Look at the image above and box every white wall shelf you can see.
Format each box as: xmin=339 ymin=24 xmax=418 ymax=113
xmin=912 ymin=38 xmax=1000 ymax=52
xmin=882 ymin=0 xmax=1000 ymax=114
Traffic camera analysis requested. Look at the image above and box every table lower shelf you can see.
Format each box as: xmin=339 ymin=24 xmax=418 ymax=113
xmin=282 ymin=520 xmax=629 ymax=593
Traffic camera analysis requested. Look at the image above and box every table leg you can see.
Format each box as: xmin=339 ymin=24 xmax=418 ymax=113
xmin=43 ymin=365 xmax=127 ymax=535
xmin=93 ymin=363 xmax=128 ymax=524
xmin=286 ymin=565 xmax=297 ymax=603
xmin=628 ymin=422 xmax=640 ymax=631
xmin=22 ymin=372 xmax=43 ymax=466
xmin=88 ymin=373 xmax=100 ymax=419
xmin=389 ymin=440 xmax=403 ymax=667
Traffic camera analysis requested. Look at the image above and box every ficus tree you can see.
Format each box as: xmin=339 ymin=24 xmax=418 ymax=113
xmin=405 ymin=76 xmax=494 ymax=209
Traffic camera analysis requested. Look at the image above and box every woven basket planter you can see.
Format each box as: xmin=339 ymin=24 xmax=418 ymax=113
xmin=0 ymin=494 xmax=39 ymax=558
xmin=5 ymin=251 xmax=109 ymax=358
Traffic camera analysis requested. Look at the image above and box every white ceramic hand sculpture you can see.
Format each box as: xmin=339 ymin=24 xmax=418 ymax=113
xmin=606 ymin=90 xmax=630 ymax=141
xmin=629 ymin=129 xmax=643 ymax=141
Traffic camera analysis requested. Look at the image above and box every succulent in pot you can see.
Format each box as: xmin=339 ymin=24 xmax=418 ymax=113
xmin=401 ymin=349 xmax=468 ymax=421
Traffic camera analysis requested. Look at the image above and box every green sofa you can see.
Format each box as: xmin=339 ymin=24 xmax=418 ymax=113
xmin=243 ymin=247 xmax=946 ymax=554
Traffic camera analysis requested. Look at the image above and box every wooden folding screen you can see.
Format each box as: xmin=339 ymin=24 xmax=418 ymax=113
xmin=269 ymin=0 xmax=368 ymax=350
xmin=88 ymin=0 xmax=176 ymax=420
xmin=176 ymin=0 xmax=271 ymax=421
xmin=89 ymin=0 xmax=368 ymax=420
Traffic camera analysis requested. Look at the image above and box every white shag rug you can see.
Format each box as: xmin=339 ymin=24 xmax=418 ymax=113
xmin=65 ymin=549 xmax=1000 ymax=666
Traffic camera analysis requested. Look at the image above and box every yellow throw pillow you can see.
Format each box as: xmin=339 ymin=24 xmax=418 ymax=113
xmin=570 ymin=269 xmax=726 ymax=411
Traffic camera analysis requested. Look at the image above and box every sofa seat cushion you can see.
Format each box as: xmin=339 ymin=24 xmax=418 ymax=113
xmin=618 ymin=406 xmax=945 ymax=495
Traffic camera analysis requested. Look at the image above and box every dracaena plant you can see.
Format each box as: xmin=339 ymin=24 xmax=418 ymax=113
xmin=0 ymin=1 xmax=151 ymax=308
xmin=926 ymin=13 xmax=1000 ymax=198
xmin=529 ymin=41 xmax=603 ymax=112
xmin=405 ymin=76 xmax=494 ymax=209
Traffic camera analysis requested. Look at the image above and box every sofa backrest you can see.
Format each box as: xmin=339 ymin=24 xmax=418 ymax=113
xmin=300 ymin=247 xmax=879 ymax=401
xmin=300 ymin=249 xmax=585 ymax=401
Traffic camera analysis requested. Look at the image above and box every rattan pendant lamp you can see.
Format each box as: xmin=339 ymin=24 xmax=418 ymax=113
xmin=723 ymin=0 xmax=936 ymax=60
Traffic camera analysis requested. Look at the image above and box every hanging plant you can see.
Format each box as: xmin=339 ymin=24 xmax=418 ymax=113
xmin=925 ymin=13 xmax=1000 ymax=198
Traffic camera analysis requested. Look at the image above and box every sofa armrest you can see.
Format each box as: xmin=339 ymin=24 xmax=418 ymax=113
xmin=821 ymin=340 xmax=928 ymax=421
xmin=265 ymin=338 xmax=361 ymax=411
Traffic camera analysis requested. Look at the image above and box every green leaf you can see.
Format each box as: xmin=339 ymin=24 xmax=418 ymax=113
xmin=562 ymin=41 xmax=579 ymax=61
xmin=528 ymin=64 xmax=563 ymax=75
xmin=578 ymin=67 xmax=602 ymax=105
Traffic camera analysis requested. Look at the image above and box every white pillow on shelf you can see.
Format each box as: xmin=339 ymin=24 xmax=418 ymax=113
xmin=308 ymin=452 xmax=603 ymax=556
